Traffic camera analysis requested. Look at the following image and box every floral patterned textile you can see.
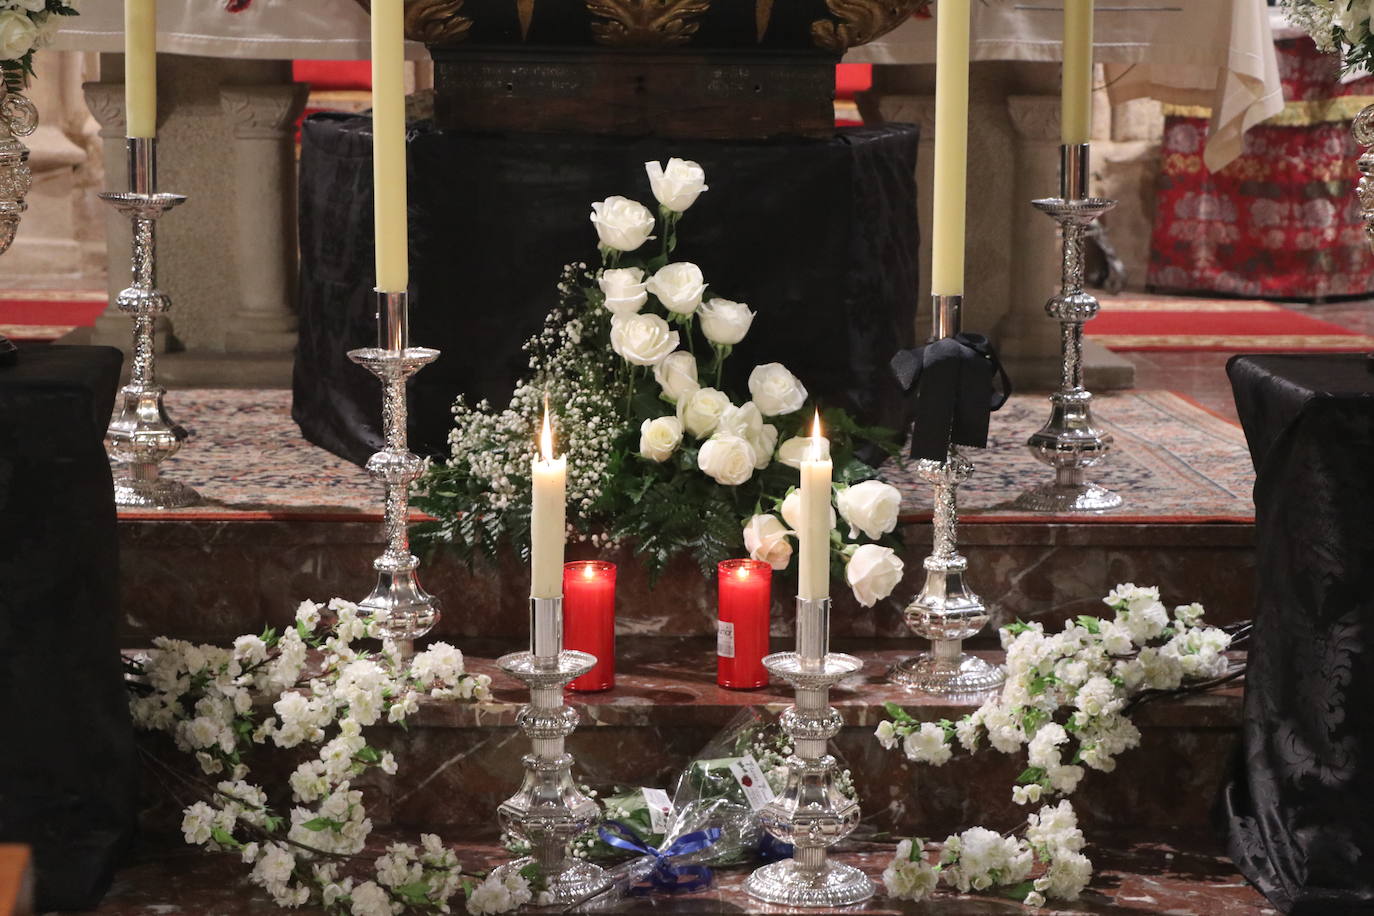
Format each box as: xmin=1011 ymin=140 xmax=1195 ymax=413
xmin=1149 ymin=37 xmax=1374 ymax=300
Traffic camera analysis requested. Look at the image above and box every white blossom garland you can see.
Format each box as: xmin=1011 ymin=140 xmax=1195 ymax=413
xmin=876 ymin=584 xmax=1240 ymax=907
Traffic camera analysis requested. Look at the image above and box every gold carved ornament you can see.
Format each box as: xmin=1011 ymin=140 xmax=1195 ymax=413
xmin=585 ymin=0 xmax=711 ymax=48
xmin=812 ymin=0 xmax=929 ymax=54
xmin=353 ymin=0 xmax=473 ymax=45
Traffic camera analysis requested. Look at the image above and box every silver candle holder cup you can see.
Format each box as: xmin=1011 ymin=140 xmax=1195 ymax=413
xmin=491 ymin=596 xmax=606 ymax=903
xmin=1017 ymin=143 xmax=1122 ymax=513
xmin=100 ymin=138 xmax=200 ymax=509
xmin=745 ymin=597 xmax=873 ymax=908
xmin=889 ymin=295 xmax=1005 ymax=695
xmin=349 ymin=289 xmax=441 ymax=660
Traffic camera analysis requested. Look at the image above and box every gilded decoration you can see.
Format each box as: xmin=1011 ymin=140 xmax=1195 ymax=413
xmin=586 ymin=0 xmax=711 ymax=48
xmin=812 ymin=0 xmax=922 ymax=53
xmin=756 ymin=0 xmax=775 ymax=41
xmin=354 ymin=0 xmax=473 ymax=45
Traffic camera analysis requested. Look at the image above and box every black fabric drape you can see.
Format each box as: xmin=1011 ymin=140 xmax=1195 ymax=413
xmin=0 ymin=345 xmax=133 ymax=911
xmin=293 ymin=115 xmax=920 ymax=465
xmin=1223 ymin=354 xmax=1374 ymax=914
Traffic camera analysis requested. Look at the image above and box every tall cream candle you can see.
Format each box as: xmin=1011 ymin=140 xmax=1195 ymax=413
xmin=530 ymin=410 xmax=566 ymax=600
xmin=124 ymin=0 xmax=157 ymax=139
xmin=798 ymin=413 xmax=833 ymax=602
xmin=370 ymin=0 xmax=409 ymax=293
xmin=1062 ymin=0 xmax=1094 ymax=145
xmin=930 ymin=0 xmax=971 ymax=297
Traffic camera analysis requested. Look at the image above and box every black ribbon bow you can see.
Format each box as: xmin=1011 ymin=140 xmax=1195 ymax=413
xmin=890 ymin=332 xmax=1012 ymax=461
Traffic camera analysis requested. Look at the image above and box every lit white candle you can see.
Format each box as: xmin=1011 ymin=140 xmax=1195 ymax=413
xmin=530 ymin=408 xmax=566 ymax=600
xmin=371 ymin=0 xmax=409 ymax=293
xmin=930 ymin=0 xmax=971 ymax=297
xmin=1062 ymin=0 xmax=1095 ymax=145
xmin=124 ymin=0 xmax=157 ymax=139
xmin=798 ymin=412 xmax=833 ymax=602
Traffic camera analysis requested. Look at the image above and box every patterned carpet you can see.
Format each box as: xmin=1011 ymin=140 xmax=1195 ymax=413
xmin=129 ymin=389 xmax=1255 ymax=523
xmin=1087 ymin=296 xmax=1374 ymax=352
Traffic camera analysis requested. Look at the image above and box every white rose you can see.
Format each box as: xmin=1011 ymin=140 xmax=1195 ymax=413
xmin=639 ymin=416 xmax=683 ymax=463
xmin=717 ymin=402 xmax=778 ymax=468
xmin=698 ymin=434 xmax=757 ymax=486
xmin=590 ymin=196 xmax=655 ymax=252
xmin=645 ymin=158 xmax=708 ymax=212
xmin=646 ymin=262 xmax=706 ymax=315
xmin=780 ymin=487 xmax=836 ymax=534
xmin=653 ymin=350 xmax=699 ymax=402
xmin=836 ymin=480 xmax=902 ymax=540
xmin=751 ymin=423 xmax=778 ymax=469
xmin=698 ymin=297 xmax=755 ymax=345
xmin=777 ymin=435 xmax=830 ymax=468
xmin=676 ymin=386 xmax=731 ymax=438
xmin=743 ymin=514 xmax=793 ymax=570
xmin=0 ymin=10 xmax=38 ymax=60
xmin=598 ymin=266 xmax=647 ymax=315
xmin=748 ymin=363 xmax=808 ymax=417
xmin=846 ymin=544 xmax=904 ymax=607
xmin=610 ymin=313 xmax=679 ymax=366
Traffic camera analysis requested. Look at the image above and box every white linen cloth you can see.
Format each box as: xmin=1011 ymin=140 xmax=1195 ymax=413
xmin=51 ymin=0 xmax=426 ymax=61
xmin=848 ymin=0 xmax=1284 ymax=172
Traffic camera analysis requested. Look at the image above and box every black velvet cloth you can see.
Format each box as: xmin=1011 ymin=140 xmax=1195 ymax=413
xmin=294 ymin=115 xmax=919 ymax=465
xmin=1223 ymin=354 xmax=1374 ymax=914
xmin=0 ymin=346 xmax=133 ymax=911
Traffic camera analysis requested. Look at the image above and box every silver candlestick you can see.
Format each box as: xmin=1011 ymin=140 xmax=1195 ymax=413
xmin=100 ymin=138 xmax=200 ymax=508
xmin=348 ymin=289 xmax=440 ymax=660
xmin=491 ymin=596 xmax=606 ymax=904
xmin=746 ymin=597 xmax=872 ymax=908
xmin=890 ymin=295 xmax=1005 ymax=694
xmin=1016 ymin=143 xmax=1122 ymax=513
xmin=0 ymin=84 xmax=36 ymax=367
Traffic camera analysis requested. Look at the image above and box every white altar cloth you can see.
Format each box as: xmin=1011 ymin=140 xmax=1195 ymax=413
xmin=847 ymin=0 xmax=1284 ymax=172
xmin=52 ymin=0 xmax=426 ymax=61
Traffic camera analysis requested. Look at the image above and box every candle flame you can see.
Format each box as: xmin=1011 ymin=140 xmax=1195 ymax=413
xmin=540 ymin=401 xmax=555 ymax=461
xmin=736 ymin=565 xmax=751 ymax=580
xmin=583 ymin=563 xmax=597 ymax=580
xmin=808 ymin=409 xmax=824 ymax=461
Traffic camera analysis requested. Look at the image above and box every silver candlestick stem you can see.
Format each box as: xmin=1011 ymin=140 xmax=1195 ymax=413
xmin=0 ymin=84 xmax=36 ymax=367
xmin=491 ymin=596 xmax=606 ymax=903
xmin=746 ymin=597 xmax=872 ymax=908
xmin=100 ymin=138 xmax=200 ymax=509
xmin=1016 ymin=143 xmax=1122 ymax=513
xmin=348 ymin=289 xmax=441 ymax=661
xmin=890 ymin=295 xmax=1005 ymax=694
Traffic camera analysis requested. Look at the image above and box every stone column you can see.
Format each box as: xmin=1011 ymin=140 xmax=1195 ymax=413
xmin=219 ymin=84 xmax=308 ymax=353
xmin=995 ymin=94 xmax=1067 ymax=389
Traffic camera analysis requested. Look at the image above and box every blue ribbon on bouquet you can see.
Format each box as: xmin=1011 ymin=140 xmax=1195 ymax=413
xmin=597 ymin=821 xmax=722 ymax=894
xmin=890 ymin=332 xmax=1012 ymax=461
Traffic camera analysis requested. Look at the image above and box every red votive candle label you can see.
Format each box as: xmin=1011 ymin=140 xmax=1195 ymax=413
xmin=563 ymin=560 xmax=616 ymax=692
xmin=717 ymin=559 xmax=771 ymax=689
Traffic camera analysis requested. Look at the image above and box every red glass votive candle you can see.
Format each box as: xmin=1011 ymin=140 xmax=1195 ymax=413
xmin=563 ymin=560 xmax=616 ymax=692
xmin=717 ymin=559 xmax=771 ymax=689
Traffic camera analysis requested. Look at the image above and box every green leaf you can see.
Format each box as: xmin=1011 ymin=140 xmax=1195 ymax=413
xmin=355 ymin=745 xmax=382 ymax=764
xmin=1075 ymin=615 xmax=1102 ymax=634
xmin=395 ymin=881 xmax=433 ymax=904
xmin=1016 ymin=766 xmax=1046 ymax=785
xmin=1004 ymin=620 xmax=1034 ymax=636
xmin=210 ymin=826 xmax=242 ymax=849
xmin=300 ymin=816 xmax=344 ymax=832
xmin=883 ymin=701 xmax=915 ymax=723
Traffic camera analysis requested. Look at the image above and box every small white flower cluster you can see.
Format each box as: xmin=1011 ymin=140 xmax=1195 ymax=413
xmin=128 ymin=598 xmax=503 ymax=914
xmin=876 ymin=584 xmax=1235 ymax=906
xmin=0 ymin=0 xmax=75 ymax=65
xmin=882 ymin=837 xmax=940 ymax=902
xmin=465 ymin=869 xmax=534 ymax=915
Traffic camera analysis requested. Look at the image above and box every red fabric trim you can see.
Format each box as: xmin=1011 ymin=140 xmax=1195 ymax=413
xmin=0 ymin=297 xmax=106 ymax=326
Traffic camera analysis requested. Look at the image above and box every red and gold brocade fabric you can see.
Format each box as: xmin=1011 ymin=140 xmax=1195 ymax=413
xmin=1149 ymin=38 xmax=1374 ymax=300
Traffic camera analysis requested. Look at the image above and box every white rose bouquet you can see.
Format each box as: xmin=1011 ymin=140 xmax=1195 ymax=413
xmin=0 ymin=0 xmax=78 ymax=89
xmin=1282 ymin=0 xmax=1374 ymax=72
xmin=416 ymin=159 xmax=903 ymax=606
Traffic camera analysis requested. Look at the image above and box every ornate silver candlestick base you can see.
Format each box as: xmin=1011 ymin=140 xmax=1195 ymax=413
xmin=890 ymin=294 xmax=1005 ymax=694
xmin=348 ymin=299 xmax=441 ymax=659
xmin=890 ymin=450 xmax=1005 ymax=694
xmin=100 ymin=138 xmax=200 ymax=509
xmin=492 ymin=597 xmax=606 ymax=904
xmin=1017 ymin=145 xmax=1122 ymax=514
xmin=0 ymin=85 xmax=36 ymax=367
xmin=747 ymin=599 xmax=873 ymax=908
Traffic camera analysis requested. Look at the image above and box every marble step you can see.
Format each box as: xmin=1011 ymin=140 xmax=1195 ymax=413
xmin=93 ymin=829 xmax=1276 ymax=915
xmin=136 ymin=642 xmax=1243 ymax=841
xmin=117 ymin=517 xmax=1254 ymax=648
